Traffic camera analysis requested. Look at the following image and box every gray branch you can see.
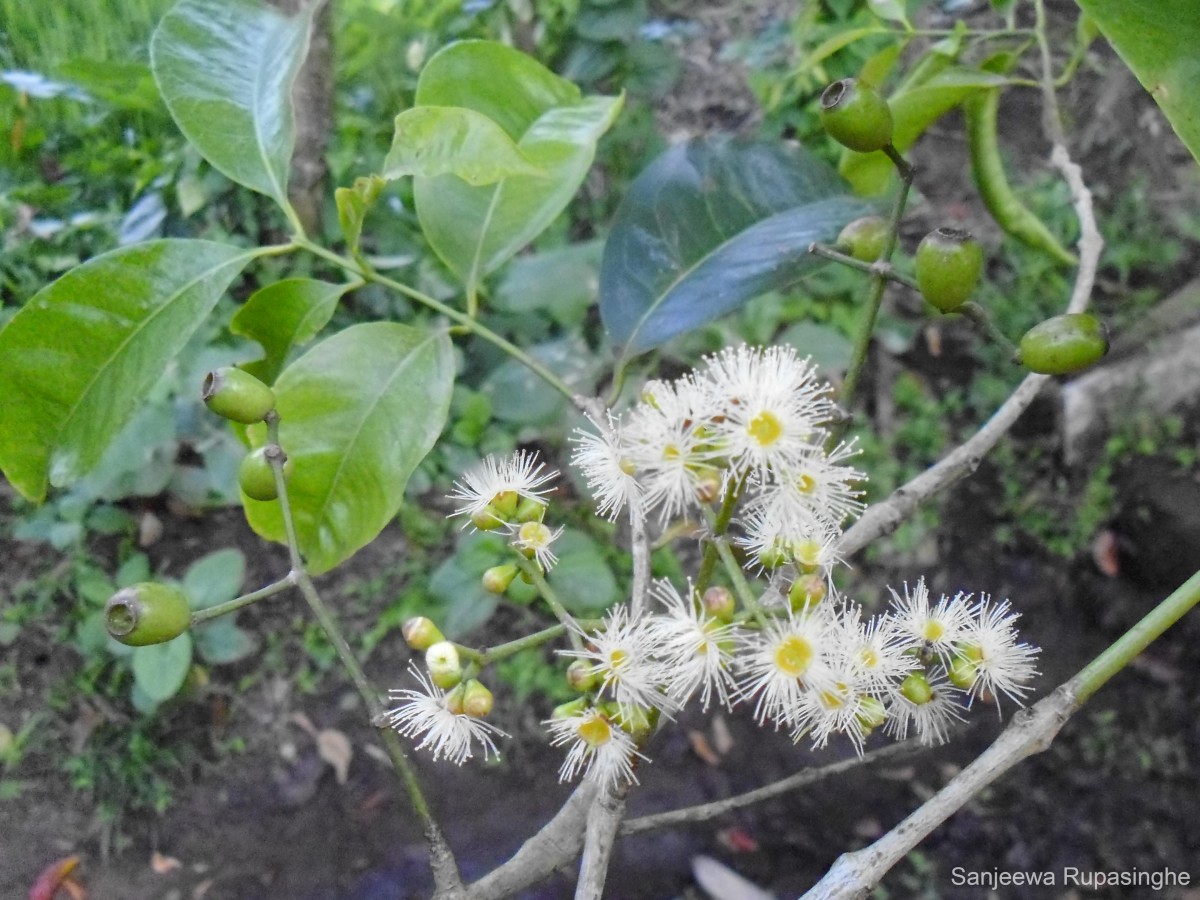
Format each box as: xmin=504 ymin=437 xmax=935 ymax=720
xmin=576 ymin=781 xmax=631 ymax=900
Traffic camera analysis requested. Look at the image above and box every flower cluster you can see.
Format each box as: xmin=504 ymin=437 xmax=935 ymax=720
xmin=572 ymin=345 xmax=864 ymax=580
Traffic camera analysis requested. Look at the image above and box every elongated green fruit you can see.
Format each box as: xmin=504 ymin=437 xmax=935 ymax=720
xmin=1016 ymin=313 xmax=1109 ymax=375
xmin=820 ymin=79 xmax=893 ymax=153
xmin=202 ymin=367 xmax=275 ymax=424
xmin=966 ymin=89 xmax=1077 ymax=267
xmin=105 ymin=583 xmax=191 ymax=646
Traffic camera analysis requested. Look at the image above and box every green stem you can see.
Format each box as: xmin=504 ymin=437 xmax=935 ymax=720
xmin=190 ymin=573 xmax=297 ymax=626
xmin=517 ymin=559 xmax=584 ymax=651
xmin=1074 ymin=569 xmax=1200 ymax=705
xmin=809 ymin=243 xmax=920 ymax=291
xmin=695 ymin=470 xmax=748 ymax=595
xmin=834 ymin=143 xmax=915 ymax=419
xmin=262 ymin=414 xmax=458 ymax=887
xmin=958 ymin=301 xmax=1019 ymax=358
xmin=710 ymin=532 xmax=767 ymax=628
xmin=292 ymin=237 xmax=574 ymax=402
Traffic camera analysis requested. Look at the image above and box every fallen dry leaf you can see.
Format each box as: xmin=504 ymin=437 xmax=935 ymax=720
xmin=712 ymin=714 xmax=734 ymax=756
xmin=150 ymin=851 xmax=181 ymax=874
xmin=317 ymin=728 xmax=353 ymax=784
xmin=688 ymin=729 xmax=721 ymax=766
xmin=29 ymin=855 xmax=83 ymax=900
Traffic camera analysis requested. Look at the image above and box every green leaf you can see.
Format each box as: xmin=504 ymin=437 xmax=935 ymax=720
xmin=0 ymin=240 xmax=255 ymax=502
xmin=1074 ymin=0 xmax=1200 ymax=165
xmin=183 ymin=548 xmax=246 ymax=610
xmin=335 ymin=175 xmax=384 ymax=262
xmin=599 ymin=137 xmax=873 ymax=358
xmin=151 ymin=0 xmax=316 ymax=209
xmin=840 ymin=67 xmax=1010 ymax=195
xmin=411 ymin=41 xmax=622 ymax=294
xmin=243 ymin=323 xmax=455 ymax=575
xmin=230 ymin=278 xmax=351 ymax=384
xmin=384 ymin=106 xmax=545 ymax=185
xmin=482 ymin=335 xmax=598 ymax=426
xmin=492 ymin=239 xmax=602 ymax=326
xmin=132 ymin=633 xmax=193 ymax=703
xmin=195 ymin=618 xmax=258 ymax=664
xmin=428 ymin=531 xmax=506 ymax=638
xmin=868 ymin=0 xmax=911 ymax=28
xmin=547 ymin=528 xmax=620 ymax=615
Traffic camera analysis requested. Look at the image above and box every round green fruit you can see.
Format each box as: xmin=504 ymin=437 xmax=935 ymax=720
xmin=915 ymin=227 xmax=984 ymax=313
xmin=105 ymin=583 xmax=191 ymax=646
xmin=819 ymin=78 xmax=893 ymax=153
xmin=202 ymin=367 xmax=275 ymax=424
xmin=1016 ymin=313 xmax=1109 ymax=375
xmin=837 ymin=215 xmax=890 ymax=262
xmin=239 ymin=446 xmax=294 ymax=501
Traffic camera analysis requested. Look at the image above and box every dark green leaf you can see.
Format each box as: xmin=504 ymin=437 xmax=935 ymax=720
xmin=132 ymin=633 xmax=193 ymax=703
xmin=230 ymin=278 xmax=351 ymax=384
xmin=0 ymin=240 xmax=256 ymax=502
xmin=547 ymin=528 xmax=620 ymax=615
xmin=599 ymin=137 xmax=872 ymax=357
xmin=428 ymin=531 xmax=507 ymax=638
xmin=151 ymin=0 xmax=316 ymax=208
xmin=1075 ymin=0 xmax=1200 ymax=164
xmin=384 ymin=106 xmax=545 ymax=185
xmin=195 ymin=618 xmax=258 ymax=664
xmin=482 ymin=335 xmax=598 ymax=426
xmin=183 ymin=548 xmax=246 ymax=610
xmin=244 ymin=323 xmax=455 ymax=575
xmin=412 ymin=41 xmax=622 ymax=294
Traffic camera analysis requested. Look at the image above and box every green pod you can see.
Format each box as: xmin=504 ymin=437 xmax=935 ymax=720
xmin=837 ymin=216 xmax=890 ymax=263
xmin=238 ymin=446 xmax=293 ymax=501
xmin=915 ymin=227 xmax=984 ymax=313
xmin=965 ymin=89 xmax=1077 ymax=267
xmin=105 ymin=583 xmax=191 ymax=646
xmin=1016 ymin=313 xmax=1109 ymax=375
xmin=819 ymin=78 xmax=894 ymax=153
xmin=202 ymin=367 xmax=275 ymax=425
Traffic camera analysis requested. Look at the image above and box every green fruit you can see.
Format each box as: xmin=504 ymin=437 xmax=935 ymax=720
xmin=238 ymin=446 xmax=293 ymax=501
xmin=837 ymin=215 xmax=890 ymax=262
xmin=1016 ymin=313 xmax=1109 ymax=375
xmin=105 ymin=583 xmax=191 ymax=646
xmin=819 ymin=78 xmax=893 ymax=153
xmin=915 ymin=227 xmax=984 ymax=313
xmin=202 ymin=366 xmax=275 ymax=424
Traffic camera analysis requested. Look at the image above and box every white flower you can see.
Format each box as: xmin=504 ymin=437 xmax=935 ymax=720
xmin=701 ymin=345 xmax=837 ymax=478
xmin=735 ymin=608 xmax=838 ymax=729
xmin=545 ymin=706 xmax=647 ymax=792
xmin=647 ymin=580 xmax=738 ymax=712
xmin=958 ymin=596 xmax=1040 ymax=712
xmin=570 ymin=412 xmax=641 ymax=521
xmin=448 ymin=450 xmax=557 ymax=530
xmin=511 ymin=520 xmax=564 ymax=572
xmin=884 ymin=671 xmax=965 ymax=746
xmin=736 ymin=506 xmax=845 ymax=577
xmin=559 ymin=604 xmax=674 ymax=716
xmin=834 ymin=602 xmax=916 ymax=697
xmin=745 ymin=439 xmax=866 ymax=530
xmin=793 ymin=680 xmax=876 ymax=754
xmin=386 ymin=666 xmax=508 ymax=764
xmin=889 ymin=579 xmax=972 ymax=662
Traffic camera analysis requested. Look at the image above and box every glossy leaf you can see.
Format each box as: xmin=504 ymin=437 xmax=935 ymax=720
xmin=132 ymin=633 xmax=193 ymax=703
xmin=151 ymin=0 xmax=315 ymax=208
xmin=411 ymin=41 xmax=622 ymax=293
xmin=384 ymin=106 xmax=545 ymax=185
xmin=599 ymin=137 xmax=873 ymax=357
xmin=1075 ymin=0 xmax=1200 ymax=164
xmin=244 ymin=323 xmax=455 ymax=575
xmin=0 ymin=240 xmax=255 ymax=502
xmin=840 ymin=67 xmax=1009 ymax=195
xmin=230 ymin=278 xmax=351 ymax=384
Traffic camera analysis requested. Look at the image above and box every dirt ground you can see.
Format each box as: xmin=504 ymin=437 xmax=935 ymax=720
xmin=5 ymin=2 xmax=1200 ymax=899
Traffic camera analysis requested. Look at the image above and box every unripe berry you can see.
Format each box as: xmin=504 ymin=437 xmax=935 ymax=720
xmin=915 ymin=227 xmax=984 ymax=313
xmin=238 ymin=446 xmax=294 ymax=501
xmin=403 ymin=616 xmax=445 ymax=651
xmin=702 ymin=586 xmax=736 ymax=622
xmin=482 ymin=564 xmax=518 ymax=595
xmin=105 ymin=583 xmax=191 ymax=646
xmin=837 ymin=215 xmax=890 ymax=263
xmin=462 ymin=679 xmax=495 ymax=717
xmin=819 ymin=78 xmax=893 ymax=153
xmin=788 ymin=574 xmax=827 ymax=611
xmin=1016 ymin=313 xmax=1109 ymax=375
xmin=566 ymin=659 xmax=600 ymax=692
xmin=202 ymin=367 xmax=275 ymax=424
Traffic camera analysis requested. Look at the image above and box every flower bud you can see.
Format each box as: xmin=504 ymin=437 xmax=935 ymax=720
xmin=948 ymin=654 xmax=979 ymax=690
xmin=819 ymin=78 xmax=893 ymax=153
xmin=425 ymin=641 xmax=463 ymax=689
xmin=514 ymin=495 xmax=546 ymax=524
xmin=788 ymin=574 xmax=827 ymax=611
xmin=482 ymin=564 xmax=518 ymax=595
xmin=900 ymin=671 xmax=934 ymax=705
xmin=613 ymin=704 xmax=656 ymax=739
xmin=566 ymin=659 xmax=600 ymax=693
xmin=238 ymin=445 xmax=294 ymax=501
xmin=702 ymin=586 xmax=736 ymax=622
xmin=202 ymin=367 xmax=275 ymax=425
xmin=403 ymin=616 xmax=445 ymax=651
xmin=471 ymin=503 xmax=506 ymax=531
xmin=856 ymin=695 xmax=887 ymax=731
xmin=551 ymin=698 xmax=588 ymax=721
xmin=462 ymin=679 xmax=495 ymax=717
xmin=105 ymin=583 xmax=191 ymax=646
xmin=758 ymin=541 xmax=789 ymax=570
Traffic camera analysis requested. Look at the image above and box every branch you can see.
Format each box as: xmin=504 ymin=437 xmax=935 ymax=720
xmin=460 ymin=782 xmax=598 ymax=900
xmin=839 ymin=372 xmax=1048 ymax=558
xmin=576 ymin=781 xmax=632 ymax=899
xmin=621 ymin=740 xmax=918 ymax=837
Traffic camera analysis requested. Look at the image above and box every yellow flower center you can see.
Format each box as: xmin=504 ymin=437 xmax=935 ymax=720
xmin=773 ymin=635 xmax=814 ymax=678
xmin=663 ymin=444 xmax=681 ymax=461
xmin=792 ymin=538 xmax=823 ymax=569
xmin=922 ymin=619 xmax=946 ymax=642
xmin=518 ymin=521 xmax=551 ymax=548
xmin=796 ymin=472 xmax=816 ymax=493
xmin=578 ymin=714 xmax=612 ymax=748
xmin=747 ymin=411 xmax=784 ymax=447
xmin=859 ymin=647 xmax=880 ymax=669
xmin=608 ymin=648 xmax=629 ymax=672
